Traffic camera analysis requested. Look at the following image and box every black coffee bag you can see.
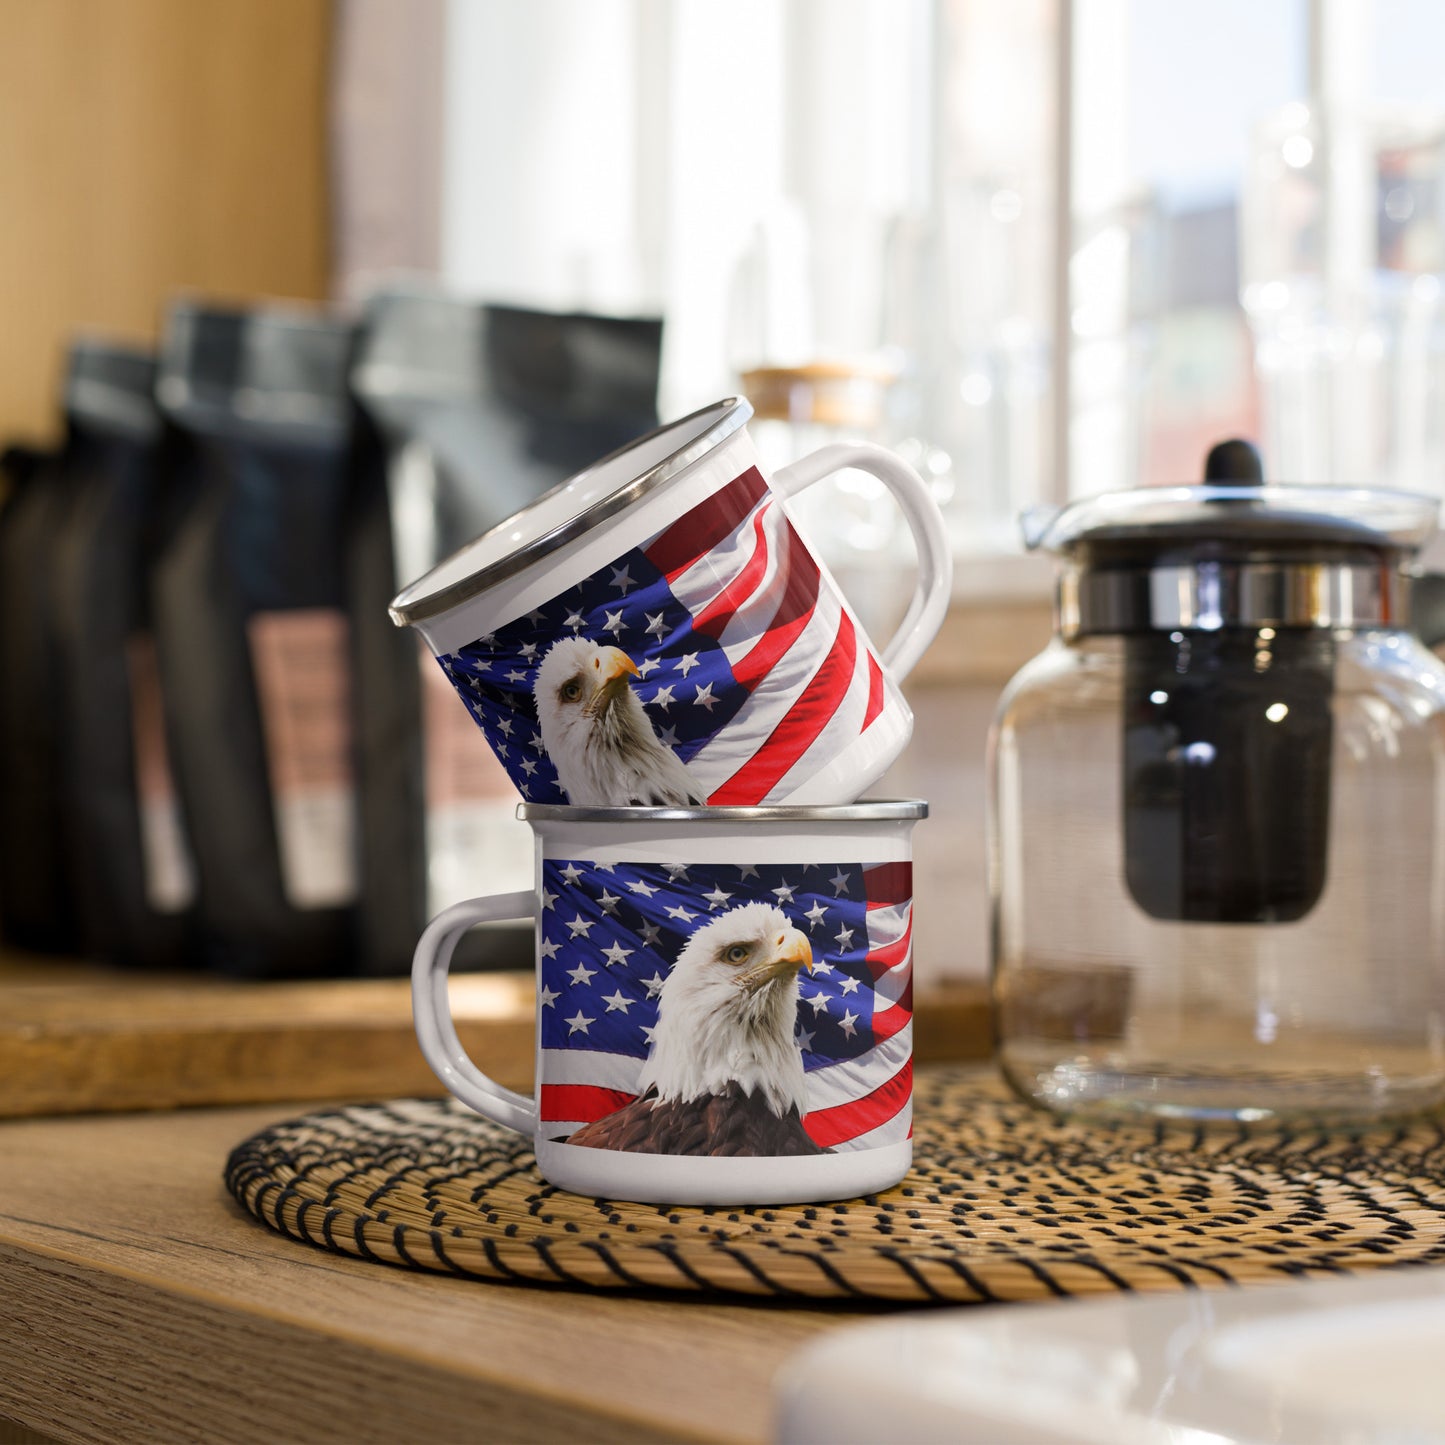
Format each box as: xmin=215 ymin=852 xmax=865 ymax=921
xmin=153 ymin=301 xmax=358 ymax=978
xmin=50 ymin=340 xmax=198 ymax=968
xmin=346 ymin=288 xmax=663 ymax=973
xmin=0 ymin=441 xmax=77 ymax=952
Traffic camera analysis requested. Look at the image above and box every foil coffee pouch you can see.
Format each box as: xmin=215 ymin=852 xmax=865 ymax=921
xmin=0 ymin=442 xmax=77 ymax=952
xmin=153 ymin=301 xmax=358 ymax=978
xmin=346 ymin=288 xmax=663 ymax=974
xmin=51 ymin=341 xmax=196 ymax=968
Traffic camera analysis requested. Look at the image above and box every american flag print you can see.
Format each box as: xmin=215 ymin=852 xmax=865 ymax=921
xmin=435 ymin=465 xmax=891 ymax=805
xmin=536 ymin=857 xmax=913 ymax=1153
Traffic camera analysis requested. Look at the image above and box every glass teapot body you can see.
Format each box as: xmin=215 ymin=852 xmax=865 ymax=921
xmin=990 ymin=483 xmax=1445 ymax=1123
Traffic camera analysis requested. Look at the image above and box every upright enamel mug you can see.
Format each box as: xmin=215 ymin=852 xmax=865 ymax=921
xmin=411 ymin=801 xmax=926 ymax=1205
xmin=389 ymin=399 xmax=951 ymax=808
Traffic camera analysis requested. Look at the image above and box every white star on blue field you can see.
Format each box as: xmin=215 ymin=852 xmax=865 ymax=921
xmin=435 ymin=543 xmax=748 ymax=801
xmin=538 ymin=859 xmax=881 ymax=1072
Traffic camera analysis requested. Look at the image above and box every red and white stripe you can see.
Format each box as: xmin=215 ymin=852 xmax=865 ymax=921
xmin=537 ymin=1049 xmax=641 ymax=1138
xmin=803 ymin=861 xmax=914 ymax=1151
xmin=642 ymin=466 xmax=888 ymax=805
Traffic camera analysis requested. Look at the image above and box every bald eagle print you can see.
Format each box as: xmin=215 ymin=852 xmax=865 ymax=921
xmin=433 ymin=461 xmax=899 ymax=808
xmin=534 ymin=858 xmax=916 ymax=1156
xmin=533 ymin=637 xmax=704 ymax=806
xmin=566 ymin=903 xmax=826 ymax=1157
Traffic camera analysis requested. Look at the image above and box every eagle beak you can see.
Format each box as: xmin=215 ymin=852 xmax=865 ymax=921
xmin=777 ymin=928 xmax=813 ymax=975
xmin=585 ymin=647 xmax=640 ymax=718
xmin=736 ymin=928 xmax=813 ymax=993
xmin=598 ymin=647 xmax=639 ymax=683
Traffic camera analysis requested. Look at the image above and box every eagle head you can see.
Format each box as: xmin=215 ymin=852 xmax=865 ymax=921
xmin=639 ymin=902 xmax=814 ymax=1117
xmin=535 ymin=637 xmax=639 ymax=730
xmin=532 ymin=635 xmax=705 ymax=806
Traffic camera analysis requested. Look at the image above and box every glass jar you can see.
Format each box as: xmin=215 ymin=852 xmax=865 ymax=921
xmin=739 ymin=361 xmax=909 ymax=641
xmin=990 ymin=481 xmax=1445 ymax=1123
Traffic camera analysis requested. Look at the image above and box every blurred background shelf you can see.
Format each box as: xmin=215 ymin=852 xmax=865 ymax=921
xmin=0 ymin=953 xmax=989 ymax=1118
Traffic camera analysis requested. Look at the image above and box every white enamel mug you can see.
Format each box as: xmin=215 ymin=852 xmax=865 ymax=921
xmin=389 ymin=398 xmax=951 ymax=808
xmin=411 ymin=800 xmax=926 ymax=1205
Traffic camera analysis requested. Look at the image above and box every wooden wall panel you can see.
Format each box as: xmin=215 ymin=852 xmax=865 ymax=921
xmin=0 ymin=0 xmax=332 ymax=444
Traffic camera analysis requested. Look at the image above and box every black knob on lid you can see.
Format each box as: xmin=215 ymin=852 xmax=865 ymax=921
xmin=1203 ymin=438 xmax=1264 ymax=483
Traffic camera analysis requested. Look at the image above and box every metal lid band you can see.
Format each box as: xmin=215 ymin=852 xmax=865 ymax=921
xmin=1029 ymin=483 xmax=1440 ymax=556
xmin=389 ymin=397 xmax=753 ymax=627
xmin=1059 ymin=560 xmax=1410 ymax=636
xmin=518 ymin=799 xmax=928 ymax=824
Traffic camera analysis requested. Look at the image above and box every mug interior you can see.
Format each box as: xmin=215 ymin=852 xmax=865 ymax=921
xmin=391 ymin=398 xmax=743 ymax=620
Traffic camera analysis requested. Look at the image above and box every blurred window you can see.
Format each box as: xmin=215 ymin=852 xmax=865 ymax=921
xmin=1069 ymin=0 xmax=1305 ymax=497
xmin=432 ymin=0 xmax=1445 ymax=559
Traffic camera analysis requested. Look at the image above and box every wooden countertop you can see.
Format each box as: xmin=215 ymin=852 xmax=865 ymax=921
xmin=0 ymin=954 xmax=990 ymax=1439
xmin=0 ymin=956 xmax=989 ymax=1117
xmin=0 ymin=1097 xmax=906 ymax=1445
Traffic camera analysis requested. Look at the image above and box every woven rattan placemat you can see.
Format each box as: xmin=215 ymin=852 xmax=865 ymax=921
xmin=225 ymin=1068 xmax=1445 ymax=1303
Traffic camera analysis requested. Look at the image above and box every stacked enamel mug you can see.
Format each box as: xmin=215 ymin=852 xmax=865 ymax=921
xmin=394 ymin=399 xmax=950 ymax=1204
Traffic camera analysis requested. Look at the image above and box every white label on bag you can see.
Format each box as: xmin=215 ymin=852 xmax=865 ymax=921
xmin=248 ymin=609 xmax=358 ymax=909
xmin=128 ymin=635 xmax=198 ymax=914
xmin=421 ymin=651 xmax=531 ymax=914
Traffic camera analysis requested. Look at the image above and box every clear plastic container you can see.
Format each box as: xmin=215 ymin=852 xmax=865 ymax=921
xmin=990 ymin=479 xmax=1445 ymax=1123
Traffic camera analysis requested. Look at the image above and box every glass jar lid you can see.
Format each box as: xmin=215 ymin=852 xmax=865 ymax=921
xmin=1025 ymin=484 xmax=1441 ymax=559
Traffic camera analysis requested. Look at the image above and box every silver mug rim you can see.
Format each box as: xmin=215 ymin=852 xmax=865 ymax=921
xmin=518 ymin=798 xmax=928 ymax=824
xmin=389 ymin=396 xmax=753 ymax=627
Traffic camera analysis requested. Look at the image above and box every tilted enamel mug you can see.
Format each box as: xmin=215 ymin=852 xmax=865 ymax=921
xmin=388 ymin=398 xmax=951 ymax=807
xmin=411 ymin=800 xmax=926 ymax=1205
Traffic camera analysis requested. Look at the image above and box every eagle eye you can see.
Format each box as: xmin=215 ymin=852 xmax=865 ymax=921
xmin=723 ymin=943 xmax=751 ymax=965
xmin=559 ymin=676 xmax=584 ymax=703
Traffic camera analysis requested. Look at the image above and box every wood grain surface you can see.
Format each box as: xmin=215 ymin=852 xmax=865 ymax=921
xmin=0 ymin=958 xmax=990 ymax=1119
xmin=0 ymin=967 xmax=537 ymax=1118
xmin=0 ymin=0 xmax=331 ymax=444
xmin=0 ymin=1101 xmax=890 ymax=1444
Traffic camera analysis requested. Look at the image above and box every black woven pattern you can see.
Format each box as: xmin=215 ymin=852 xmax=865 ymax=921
xmin=223 ymin=1070 xmax=1445 ymax=1303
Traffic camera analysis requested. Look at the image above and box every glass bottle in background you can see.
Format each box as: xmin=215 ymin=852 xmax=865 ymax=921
xmin=737 ymin=361 xmax=909 ymax=641
xmin=1068 ymin=191 xmax=1165 ymax=497
xmin=878 ymin=179 xmax=1055 ymax=547
xmin=728 ymin=203 xmax=921 ymax=638
xmin=1241 ymin=102 xmax=1445 ymax=490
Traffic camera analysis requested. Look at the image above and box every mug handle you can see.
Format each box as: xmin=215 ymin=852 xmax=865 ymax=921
xmin=411 ymin=890 xmax=539 ymax=1135
xmin=773 ymin=442 xmax=953 ymax=679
